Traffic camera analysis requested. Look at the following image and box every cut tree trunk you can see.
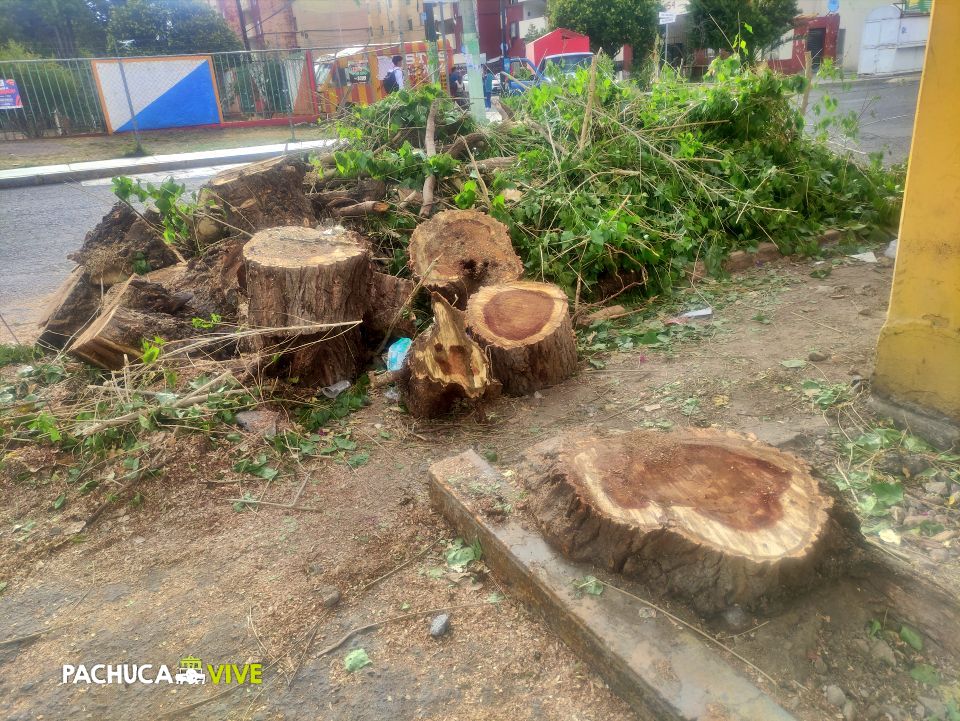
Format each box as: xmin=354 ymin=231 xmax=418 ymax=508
xmin=37 ymin=267 xmax=102 ymax=349
xmin=465 ymin=281 xmax=578 ymax=395
xmin=197 ymin=155 xmax=315 ymax=243
xmin=364 ymin=272 xmax=417 ymax=346
xmin=520 ymin=428 xmax=843 ymax=613
xmin=243 ymin=226 xmax=371 ymax=385
xmin=68 ymin=277 xmax=193 ymax=369
xmin=403 ymin=294 xmax=500 ymax=418
xmin=408 ymin=210 xmax=523 ymax=308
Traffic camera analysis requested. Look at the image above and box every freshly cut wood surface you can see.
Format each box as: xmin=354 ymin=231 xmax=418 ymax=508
xmin=408 ymin=210 xmax=522 ymax=308
xmin=521 ymin=427 xmax=841 ymax=612
xmin=465 ymin=280 xmax=577 ymax=395
xmin=68 ymin=277 xmax=191 ymax=369
xmin=404 ymin=294 xmax=499 ymax=418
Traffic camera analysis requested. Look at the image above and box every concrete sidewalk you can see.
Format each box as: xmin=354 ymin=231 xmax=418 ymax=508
xmin=0 ymin=138 xmax=336 ymax=189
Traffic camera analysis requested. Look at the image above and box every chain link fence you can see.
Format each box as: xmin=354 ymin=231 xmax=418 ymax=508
xmin=0 ymin=56 xmax=106 ymax=138
xmin=0 ymin=47 xmax=344 ymax=140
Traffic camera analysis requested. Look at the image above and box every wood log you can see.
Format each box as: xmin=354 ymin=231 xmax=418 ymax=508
xmin=520 ymin=428 xmax=843 ymax=613
xmin=474 ymin=156 xmax=517 ymax=174
xmin=197 ymin=155 xmax=315 ymax=242
xmin=403 ymin=294 xmax=499 ymax=418
xmin=465 ymin=281 xmax=577 ymax=395
xmin=332 ymin=200 xmax=390 ymax=218
xmin=68 ymin=277 xmax=193 ymax=369
xmin=407 ymin=210 xmax=523 ymax=308
xmin=242 ymin=226 xmax=371 ymax=386
xmin=441 ymin=132 xmax=488 ymax=159
xmin=37 ymin=267 xmax=102 ymax=350
xmin=364 ymin=272 xmax=417 ymax=346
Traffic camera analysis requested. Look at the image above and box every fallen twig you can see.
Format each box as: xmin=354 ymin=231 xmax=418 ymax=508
xmin=596 ymin=579 xmax=782 ymax=688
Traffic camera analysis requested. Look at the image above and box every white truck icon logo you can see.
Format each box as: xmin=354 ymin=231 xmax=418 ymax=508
xmin=175 ymin=658 xmax=206 ymax=685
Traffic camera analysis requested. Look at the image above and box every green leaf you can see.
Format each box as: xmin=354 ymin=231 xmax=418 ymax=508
xmin=347 ymin=451 xmax=370 ymax=468
xmin=446 ymin=538 xmax=482 ymax=569
xmin=909 ymin=663 xmax=940 ymax=686
xmin=780 ymin=359 xmax=807 ymax=369
xmin=575 ymin=575 xmax=604 ymax=596
xmin=52 ymin=493 xmax=66 ymax=511
xmin=344 ymin=648 xmax=372 ymax=672
xmin=900 ymin=625 xmax=923 ymax=651
xmin=870 ymin=482 xmax=903 ymax=507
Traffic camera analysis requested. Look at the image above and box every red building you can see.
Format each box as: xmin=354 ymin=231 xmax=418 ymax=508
xmin=768 ymin=14 xmax=841 ymax=74
xmin=476 ymin=0 xmax=525 ymax=60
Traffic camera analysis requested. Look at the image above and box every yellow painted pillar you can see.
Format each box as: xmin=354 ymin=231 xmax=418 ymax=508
xmin=873 ymin=0 xmax=960 ymax=424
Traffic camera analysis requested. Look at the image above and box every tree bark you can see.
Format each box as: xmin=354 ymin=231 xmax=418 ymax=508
xmin=364 ymin=272 xmax=417 ymax=347
xmin=403 ymin=294 xmax=500 ymax=418
xmin=465 ymin=281 xmax=578 ymax=395
xmin=243 ymin=226 xmax=371 ymax=386
xmin=520 ymin=428 xmax=843 ymax=613
xmin=68 ymin=277 xmax=193 ymax=369
xmin=197 ymin=155 xmax=315 ymax=243
xmin=37 ymin=267 xmax=102 ymax=350
xmin=407 ymin=210 xmax=523 ymax=308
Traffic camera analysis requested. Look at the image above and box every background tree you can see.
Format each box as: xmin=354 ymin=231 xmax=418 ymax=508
xmin=0 ymin=0 xmax=113 ymax=57
xmin=688 ymin=0 xmax=799 ymax=60
xmin=106 ymin=0 xmax=241 ymax=55
xmin=548 ymin=0 xmax=659 ymax=58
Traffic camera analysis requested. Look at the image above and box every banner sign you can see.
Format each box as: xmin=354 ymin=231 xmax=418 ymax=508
xmin=0 ymin=79 xmax=23 ymax=109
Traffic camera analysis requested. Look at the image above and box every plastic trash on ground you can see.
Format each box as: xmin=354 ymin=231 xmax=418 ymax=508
xmin=321 ymin=379 xmax=351 ymax=399
xmin=387 ymin=337 xmax=413 ymax=371
xmin=680 ymin=307 xmax=713 ymax=320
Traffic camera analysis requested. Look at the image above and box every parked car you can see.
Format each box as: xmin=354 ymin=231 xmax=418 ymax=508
xmin=501 ymin=52 xmax=594 ymax=94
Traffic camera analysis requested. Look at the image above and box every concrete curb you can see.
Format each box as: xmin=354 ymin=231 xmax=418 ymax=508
xmin=429 ymin=450 xmax=797 ymax=721
xmin=0 ymin=139 xmax=336 ymax=190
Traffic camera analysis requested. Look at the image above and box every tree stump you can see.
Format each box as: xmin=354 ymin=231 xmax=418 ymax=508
xmin=68 ymin=277 xmax=193 ymax=369
xmin=403 ymin=294 xmax=500 ymax=418
xmin=243 ymin=226 xmax=371 ymax=386
xmin=408 ymin=210 xmax=522 ymax=308
xmin=465 ymin=281 xmax=577 ymax=395
xmin=197 ymin=155 xmax=315 ymax=243
xmin=37 ymin=267 xmax=102 ymax=349
xmin=521 ymin=428 xmax=842 ymax=613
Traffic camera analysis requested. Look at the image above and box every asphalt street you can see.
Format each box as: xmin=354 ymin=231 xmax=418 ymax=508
xmin=808 ymin=74 xmax=920 ymax=164
xmin=0 ymin=168 xmax=222 ymax=340
xmin=0 ymin=75 xmax=921 ymax=339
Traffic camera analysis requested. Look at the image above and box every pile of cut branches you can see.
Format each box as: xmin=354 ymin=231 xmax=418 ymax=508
xmin=314 ymin=56 xmax=903 ymax=297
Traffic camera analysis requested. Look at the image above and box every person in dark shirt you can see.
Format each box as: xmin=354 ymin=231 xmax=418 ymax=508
xmin=482 ymin=66 xmax=494 ymax=109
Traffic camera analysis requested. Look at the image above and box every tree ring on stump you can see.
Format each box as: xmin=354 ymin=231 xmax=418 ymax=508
xmin=521 ymin=427 xmax=840 ymax=612
xmin=465 ymin=281 xmax=578 ymax=395
xmin=408 ymin=210 xmax=522 ymax=307
xmin=243 ymin=226 xmax=366 ymax=271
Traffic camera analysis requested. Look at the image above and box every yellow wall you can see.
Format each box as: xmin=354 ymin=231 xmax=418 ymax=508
xmin=873 ymin=0 xmax=960 ymax=422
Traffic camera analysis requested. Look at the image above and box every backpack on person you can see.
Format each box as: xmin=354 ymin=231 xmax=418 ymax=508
xmin=382 ymin=69 xmax=399 ymax=94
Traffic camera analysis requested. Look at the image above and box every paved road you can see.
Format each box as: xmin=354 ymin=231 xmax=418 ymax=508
xmin=807 ymin=74 xmax=920 ymax=164
xmin=0 ymin=167 xmax=233 ymax=341
xmin=0 ymin=75 xmax=921 ymax=339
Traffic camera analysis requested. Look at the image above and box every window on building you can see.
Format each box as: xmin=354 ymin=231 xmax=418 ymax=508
xmin=408 ymin=17 xmax=413 ymax=30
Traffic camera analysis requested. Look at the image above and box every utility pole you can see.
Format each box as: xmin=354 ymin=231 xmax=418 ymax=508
xmin=458 ymin=0 xmax=486 ymax=123
xmin=424 ymin=2 xmax=440 ymax=82
xmin=235 ymin=0 xmax=252 ymax=52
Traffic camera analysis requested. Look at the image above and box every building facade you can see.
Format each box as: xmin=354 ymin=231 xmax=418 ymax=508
xmin=205 ymin=0 xmax=369 ymax=50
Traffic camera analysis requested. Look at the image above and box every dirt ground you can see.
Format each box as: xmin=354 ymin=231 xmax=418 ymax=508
xmin=0 ymin=124 xmax=330 ymax=170
xmin=2 ymin=246 xmax=959 ymax=721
